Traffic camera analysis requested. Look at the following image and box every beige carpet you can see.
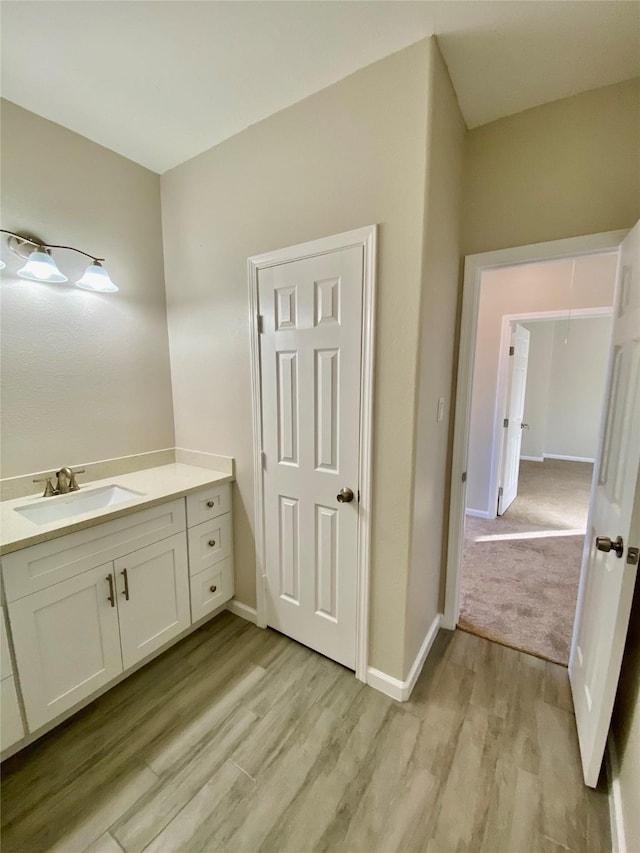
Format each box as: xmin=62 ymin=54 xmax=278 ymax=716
xmin=459 ymin=459 xmax=594 ymax=666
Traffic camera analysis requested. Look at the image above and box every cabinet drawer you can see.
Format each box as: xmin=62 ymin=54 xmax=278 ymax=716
xmin=1 ymin=607 xmax=12 ymax=679
xmin=186 ymin=483 xmax=231 ymax=527
xmin=1 ymin=675 xmax=25 ymax=751
xmin=187 ymin=513 xmax=232 ymax=576
xmin=3 ymin=499 xmax=186 ymax=602
xmin=190 ymin=557 xmax=234 ymax=622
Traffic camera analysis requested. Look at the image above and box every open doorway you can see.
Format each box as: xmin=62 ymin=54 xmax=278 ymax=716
xmin=446 ymin=223 xmax=640 ymax=789
xmin=459 ymin=305 xmax=614 ymax=664
xmin=443 ymin=231 xmax=627 ymax=665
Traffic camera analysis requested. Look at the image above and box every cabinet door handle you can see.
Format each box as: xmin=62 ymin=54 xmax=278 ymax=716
xmin=106 ymin=574 xmax=115 ymax=608
xmin=208 ymin=539 xmax=216 ymax=548
xmin=121 ymin=568 xmax=130 ymax=601
xmin=206 ymin=500 xmax=215 ymax=508
xmin=209 ymin=585 xmax=217 ymax=594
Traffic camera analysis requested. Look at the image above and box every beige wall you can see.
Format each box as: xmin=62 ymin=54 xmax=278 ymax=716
xmin=405 ymin=42 xmax=464 ymax=672
xmin=161 ymin=40 xmax=435 ymax=679
xmin=467 ymin=254 xmax=617 ymax=516
xmin=522 ymin=317 xmax=612 ymax=461
xmin=463 ymin=78 xmax=640 ymax=256
xmin=546 ymin=316 xmax=611 ymax=459
xmin=0 ymin=100 xmax=175 ymax=478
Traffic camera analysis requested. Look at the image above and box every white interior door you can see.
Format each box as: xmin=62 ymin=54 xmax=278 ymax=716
xmin=258 ymin=245 xmax=363 ymax=669
xmin=498 ymin=323 xmax=530 ymax=515
xmin=570 ymin=221 xmax=640 ymax=787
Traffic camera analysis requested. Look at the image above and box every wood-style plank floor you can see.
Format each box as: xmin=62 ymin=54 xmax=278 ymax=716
xmin=1 ymin=611 xmax=610 ymax=853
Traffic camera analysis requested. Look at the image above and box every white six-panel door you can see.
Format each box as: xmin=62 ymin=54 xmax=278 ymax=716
xmin=570 ymin=221 xmax=640 ymax=786
xmin=498 ymin=323 xmax=530 ymax=515
xmin=258 ymin=246 xmax=363 ymax=669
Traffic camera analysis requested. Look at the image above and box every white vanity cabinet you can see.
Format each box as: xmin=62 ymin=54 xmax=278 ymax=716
xmin=2 ymin=497 xmax=194 ymax=736
xmin=1 ymin=482 xmax=234 ymax=745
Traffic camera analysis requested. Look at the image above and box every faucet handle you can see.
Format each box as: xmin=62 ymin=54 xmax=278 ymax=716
xmin=33 ymin=477 xmax=56 ymax=497
xmin=68 ymin=468 xmax=85 ymax=492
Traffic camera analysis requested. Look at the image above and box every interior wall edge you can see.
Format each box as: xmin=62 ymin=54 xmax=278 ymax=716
xmin=404 ymin=35 xmax=465 ymax=674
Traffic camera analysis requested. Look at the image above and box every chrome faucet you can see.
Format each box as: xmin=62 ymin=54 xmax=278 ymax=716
xmin=33 ymin=466 xmax=85 ymax=497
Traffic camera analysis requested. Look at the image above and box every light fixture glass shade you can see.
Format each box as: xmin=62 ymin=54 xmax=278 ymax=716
xmin=75 ymin=261 xmax=118 ymax=292
xmin=17 ymin=250 xmax=68 ymax=283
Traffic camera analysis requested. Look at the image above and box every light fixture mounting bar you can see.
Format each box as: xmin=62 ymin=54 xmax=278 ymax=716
xmin=0 ymin=229 xmax=105 ymax=262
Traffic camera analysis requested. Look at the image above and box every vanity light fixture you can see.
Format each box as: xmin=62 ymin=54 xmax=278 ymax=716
xmin=18 ymin=249 xmax=68 ymax=283
xmin=75 ymin=261 xmax=118 ymax=293
xmin=0 ymin=229 xmax=118 ymax=292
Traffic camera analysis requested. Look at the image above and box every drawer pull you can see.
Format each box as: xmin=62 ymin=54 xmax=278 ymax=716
xmin=206 ymin=500 xmax=215 ymax=508
xmin=121 ymin=568 xmax=130 ymax=601
xmin=106 ymin=575 xmax=115 ymax=608
xmin=208 ymin=539 xmax=216 ymax=547
xmin=209 ymin=585 xmax=218 ymax=593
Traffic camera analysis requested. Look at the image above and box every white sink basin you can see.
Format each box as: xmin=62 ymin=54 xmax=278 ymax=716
xmin=15 ymin=485 xmax=144 ymax=525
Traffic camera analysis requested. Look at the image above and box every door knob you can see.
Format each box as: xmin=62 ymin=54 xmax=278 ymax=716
xmin=595 ymin=535 xmax=624 ymax=558
xmin=337 ymin=487 xmax=354 ymax=503
xmin=520 ymin=423 xmax=530 ymax=430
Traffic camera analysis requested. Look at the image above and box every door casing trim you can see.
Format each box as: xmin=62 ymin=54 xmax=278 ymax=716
xmin=443 ymin=229 xmax=628 ymax=631
xmin=248 ymin=225 xmax=377 ymax=682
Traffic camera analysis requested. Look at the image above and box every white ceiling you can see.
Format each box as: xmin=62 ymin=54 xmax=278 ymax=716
xmin=1 ymin=1 xmax=638 ymax=174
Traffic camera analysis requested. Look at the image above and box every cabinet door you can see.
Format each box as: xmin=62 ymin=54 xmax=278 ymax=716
xmin=8 ymin=564 xmax=123 ymax=731
xmin=114 ymin=533 xmax=190 ymax=670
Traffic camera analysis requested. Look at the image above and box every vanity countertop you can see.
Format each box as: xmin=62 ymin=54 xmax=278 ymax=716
xmin=0 ymin=463 xmax=233 ymax=556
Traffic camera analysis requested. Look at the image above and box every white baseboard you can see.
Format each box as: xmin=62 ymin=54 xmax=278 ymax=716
xmin=226 ymin=599 xmax=258 ymax=624
xmin=607 ymin=733 xmax=627 ymax=853
xmin=403 ymin=614 xmax=441 ymax=698
xmin=520 ymin=455 xmax=544 ymax=462
xmin=543 ymin=453 xmax=595 ymax=463
xmin=366 ymin=667 xmax=406 ymax=701
xmin=367 ymin=614 xmax=441 ymax=702
xmin=465 ymin=508 xmax=492 ymax=519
